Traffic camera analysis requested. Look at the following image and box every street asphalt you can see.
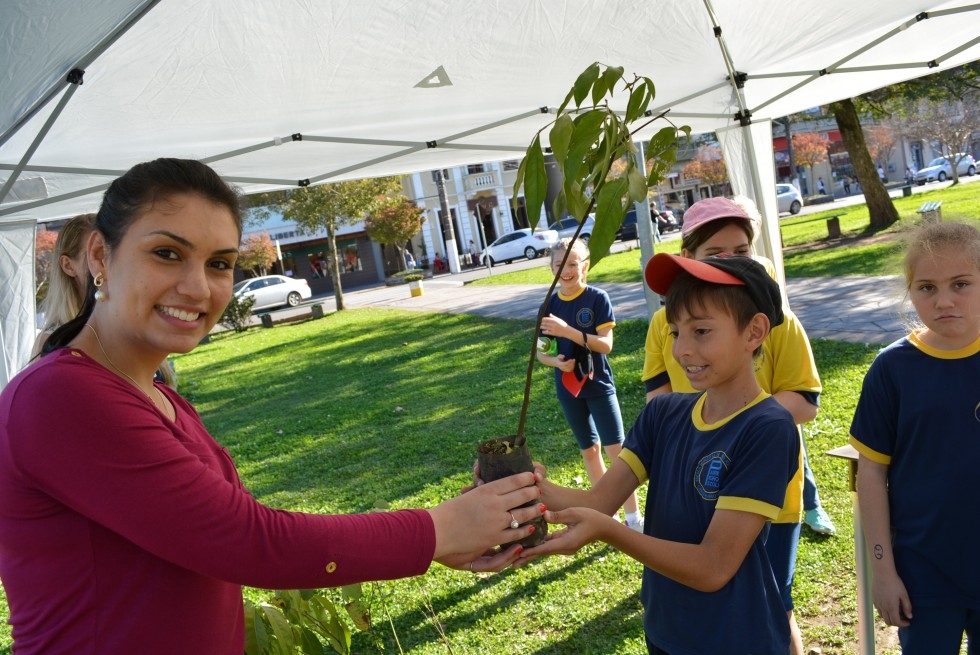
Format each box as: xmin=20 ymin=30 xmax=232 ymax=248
xmin=323 ymin=272 xmax=909 ymax=346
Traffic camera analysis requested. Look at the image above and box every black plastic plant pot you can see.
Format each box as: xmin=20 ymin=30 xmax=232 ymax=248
xmin=476 ymin=436 xmax=547 ymax=548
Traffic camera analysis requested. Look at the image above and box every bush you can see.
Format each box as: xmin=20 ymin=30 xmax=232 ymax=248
xmin=403 ymin=274 xmax=424 ymax=283
xmin=220 ymin=294 xmax=256 ymax=332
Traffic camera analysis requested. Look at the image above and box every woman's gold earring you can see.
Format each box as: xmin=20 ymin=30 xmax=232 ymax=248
xmin=93 ymin=272 xmax=108 ymax=302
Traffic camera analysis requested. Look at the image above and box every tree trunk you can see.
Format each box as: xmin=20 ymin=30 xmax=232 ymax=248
xmin=327 ymin=221 xmax=346 ymax=311
xmin=832 ymin=99 xmax=899 ymax=229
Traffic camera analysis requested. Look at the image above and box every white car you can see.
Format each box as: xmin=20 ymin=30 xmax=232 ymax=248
xmin=776 ymin=184 xmax=802 ymax=215
xmin=233 ymin=275 xmax=312 ymax=311
xmin=914 ymin=154 xmax=977 ymax=184
xmin=480 ymin=227 xmax=559 ymax=266
xmin=548 ymin=214 xmax=595 ymax=243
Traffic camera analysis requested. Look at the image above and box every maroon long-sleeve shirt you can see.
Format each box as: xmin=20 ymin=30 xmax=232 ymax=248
xmin=0 ymin=349 xmax=435 ymax=654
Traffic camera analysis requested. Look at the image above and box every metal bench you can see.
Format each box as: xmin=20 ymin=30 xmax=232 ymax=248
xmin=916 ymin=201 xmax=943 ymax=222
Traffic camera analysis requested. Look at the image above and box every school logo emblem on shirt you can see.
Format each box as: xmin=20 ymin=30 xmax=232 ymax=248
xmin=694 ymin=451 xmax=731 ymax=500
xmin=575 ymin=307 xmax=595 ymax=329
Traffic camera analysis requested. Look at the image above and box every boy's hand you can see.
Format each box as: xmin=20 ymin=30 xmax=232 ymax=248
xmin=553 ymin=354 xmax=575 ymax=373
xmin=541 ymin=314 xmax=569 ymax=338
xmin=513 ymin=508 xmax=608 ymax=566
xmin=871 ymin=569 xmax=913 ymax=627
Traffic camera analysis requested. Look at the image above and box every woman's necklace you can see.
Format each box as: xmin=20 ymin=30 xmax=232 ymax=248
xmin=84 ymin=323 xmax=174 ymax=421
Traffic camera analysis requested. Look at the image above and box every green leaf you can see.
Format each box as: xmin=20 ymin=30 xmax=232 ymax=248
xmin=551 ymin=189 xmax=568 ymax=221
xmin=548 ymin=114 xmax=573 ymax=166
xmin=523 ymin=135 xmax=548 ymax=227
xmin=299 ymin=627 xmax=327 ymax=655
xmin=512 ymin=149 xmax=529 ymax=202
xmin=243 ymin=602 xmax=266 ymax=655
xmin=643 ymin=76 xmax=656 ymax=99
xmin=592 ymin=65 xmax=624 ymax=106
xmin=628 ymin=163 xmax=648 ymax=204
xmin=571 ymin=63 xmax=601 ymax=108
xmin=625 ymin=85 xmax=645 ymax=123
xmin=344 ymin=600 xmax=372 ymax=631
xmin=563 ymin=110 xmax=606 ymax=188
xmin=340 ymin=584 xmax=362 ymax=603
xmin=589 ymin=176 xmax=629 ymax=265
xmin=645 ymin=126 xmax=681 ymax=185
xmin=261 ymin=604 xmax=297 ymax=650
xmin=309 ymin=595 xmax=352 ymax=654
xmin=565 ymin=180 xmax=589 ymax=219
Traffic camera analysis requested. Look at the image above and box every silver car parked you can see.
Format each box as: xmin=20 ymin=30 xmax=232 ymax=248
xmin=480 ymin=228 xmax=559 ymax=266
xmin=776 ymin=183 xmax=803 ymax=215
xmin=914 ymin=154 xmax=977 ymax=184
xmin=233 ymin=275 xmax=312 ymax=311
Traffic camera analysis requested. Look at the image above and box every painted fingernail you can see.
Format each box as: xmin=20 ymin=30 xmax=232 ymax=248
xmin=515 ymin=546 xmax=524 ymax=555
xmin=539 ymin=504 xmax=547 ymax=513
xmin=528 ymin=525 xmax=535 ymax=533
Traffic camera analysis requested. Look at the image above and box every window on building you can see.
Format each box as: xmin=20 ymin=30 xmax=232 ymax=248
xmin=467 ymin=164 xmax=485 ymax=174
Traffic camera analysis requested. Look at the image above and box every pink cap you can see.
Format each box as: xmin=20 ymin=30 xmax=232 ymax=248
xmin=680 ymin=197 xmax=750 ymax=236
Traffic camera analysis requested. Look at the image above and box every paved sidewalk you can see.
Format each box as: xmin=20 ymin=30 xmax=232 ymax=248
xmin=324 ymin=274 xmax=910 ymax=346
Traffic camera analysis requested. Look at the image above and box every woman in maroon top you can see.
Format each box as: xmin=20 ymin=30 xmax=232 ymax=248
xmin=0 ymin=159 xmax=541 ymax=654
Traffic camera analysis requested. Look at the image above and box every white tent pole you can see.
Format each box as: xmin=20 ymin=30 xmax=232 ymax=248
xmin=0 ymin=183 xmax=111 ymax=218
xmin=0 ymin=80 xmax=84 ymax=207
xmin=633 ymin=141 xmax=660 ymax=319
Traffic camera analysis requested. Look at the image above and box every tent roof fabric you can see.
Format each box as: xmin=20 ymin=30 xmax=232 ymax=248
xmin=3 ymin=0 xmax=980 ymax=222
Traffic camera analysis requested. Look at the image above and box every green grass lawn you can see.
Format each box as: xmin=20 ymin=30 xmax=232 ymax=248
xmin=0 ymin=310 xmax=892 ymax=654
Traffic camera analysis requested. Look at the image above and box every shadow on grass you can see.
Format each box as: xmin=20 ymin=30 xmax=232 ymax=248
xmin=177 ymin=310 xmax=588 ymax=512
xmin=359 ymin=546 xmax=644 ymax=653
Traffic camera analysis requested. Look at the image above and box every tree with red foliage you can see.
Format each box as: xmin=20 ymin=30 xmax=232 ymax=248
xmin=238 ymin=231 xmax=277 ymax=277
xmin=792 ymin=133 xmax=829 ymax=196
xmin=681 ymin=144 xmax=729 ymax=197
xmin=34 ymin=229 xmax=59 ymax=303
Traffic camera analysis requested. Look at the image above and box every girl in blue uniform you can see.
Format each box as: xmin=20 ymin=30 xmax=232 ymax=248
xmin=522 ymin=253 xmax=800 ymax=655
xmin=537 ymin=237 xmax=642 ymax=530
xmin=850 ymin=221 xmax=980 ymax=654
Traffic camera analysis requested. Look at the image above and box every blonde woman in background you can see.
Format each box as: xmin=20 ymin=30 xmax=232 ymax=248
xmin=32 ymin=213 xmax=97 ymax=358
xmin=31 ymin=212 xmax=177 ymax=388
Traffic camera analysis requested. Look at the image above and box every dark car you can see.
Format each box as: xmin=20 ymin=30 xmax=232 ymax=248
xmin=615 ymin=209 xmax=639 ymax=241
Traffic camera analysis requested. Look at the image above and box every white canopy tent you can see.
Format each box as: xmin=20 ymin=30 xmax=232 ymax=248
xmin=3 ymin=0 xmax=980 ymax=383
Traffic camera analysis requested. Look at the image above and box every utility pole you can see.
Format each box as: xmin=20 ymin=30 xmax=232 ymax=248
xmin=433 ymin=169 xmax=461 ymax=274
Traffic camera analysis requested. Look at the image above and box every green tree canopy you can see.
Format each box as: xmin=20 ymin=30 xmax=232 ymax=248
xmin=272 ymin=177 xmax=402 ymax=310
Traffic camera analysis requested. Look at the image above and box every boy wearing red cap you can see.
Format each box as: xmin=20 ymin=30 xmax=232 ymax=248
xmin=519 ymin=253 xmax=800 ymax=655
xmin=643 ymin=196 xmax=829 ymax=654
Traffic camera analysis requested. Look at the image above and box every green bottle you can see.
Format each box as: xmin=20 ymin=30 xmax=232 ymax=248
xmin=537 ymin=336 xmax=558 ymax=356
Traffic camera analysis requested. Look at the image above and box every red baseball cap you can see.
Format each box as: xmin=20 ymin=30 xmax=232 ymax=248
xmin=644 ymin=253 xmax=784 ymax=327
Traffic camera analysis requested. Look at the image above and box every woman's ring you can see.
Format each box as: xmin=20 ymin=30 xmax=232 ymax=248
xmin=509 ymin=512 xmax=520 ymax=529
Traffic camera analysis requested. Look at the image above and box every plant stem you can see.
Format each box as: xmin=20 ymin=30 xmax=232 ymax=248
xmin=515 ymin=202 xmax=596 ymax=444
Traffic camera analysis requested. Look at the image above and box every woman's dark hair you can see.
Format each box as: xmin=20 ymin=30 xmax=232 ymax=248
xmin=44 ymin=158 xmax=242 ymax=353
